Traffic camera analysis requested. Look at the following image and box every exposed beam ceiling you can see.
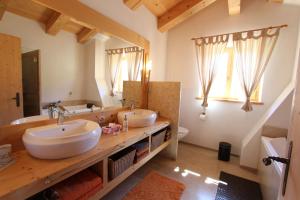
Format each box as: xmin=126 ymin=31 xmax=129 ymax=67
xmin=46 ymin=12 xmax=70 ymax=35
xmin=123 ymin=0 xmax=143 ymax=10
xmin=228 ymin=0 xmax=241 ymax=15
xmin=0 ymin=0 xmax=9 ymax=20
xmin=31 ymin=0 xmax=149 ymax=50
xmin=77 ymin=27 xmax=97 ymax=43
xmin=158 ymin=0 xmax=217 ymax=32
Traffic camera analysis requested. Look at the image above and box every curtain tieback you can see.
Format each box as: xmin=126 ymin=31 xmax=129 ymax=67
xmin=110 ymin=90 xmax=115 ymax=97
xmin=242 ymin=96 xmax=253 ymax=112
xmin=202 ymin=96 xmax=209 ymax=107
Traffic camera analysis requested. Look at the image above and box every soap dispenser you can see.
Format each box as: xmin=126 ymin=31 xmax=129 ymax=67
xmin=123 ymin=114 xmax=128 ymax=132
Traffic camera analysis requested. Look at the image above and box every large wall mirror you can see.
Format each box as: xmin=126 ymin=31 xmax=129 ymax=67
xmin=0 ymin=30 xmax=144 ymax=126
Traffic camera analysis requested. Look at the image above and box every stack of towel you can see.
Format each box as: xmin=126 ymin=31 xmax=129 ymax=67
xmin=133 ymin=141 xmax=149 ymax=163
xmin=40 ymin=169 xmax=103 ymax=200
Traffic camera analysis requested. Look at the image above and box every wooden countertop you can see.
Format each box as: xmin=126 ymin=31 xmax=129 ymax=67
xmin=0 ymin=118 xmax=170 ymax=200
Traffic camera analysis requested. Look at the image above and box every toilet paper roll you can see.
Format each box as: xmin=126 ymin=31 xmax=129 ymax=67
xmin=199 ymin=113 xmax=206 ymax=120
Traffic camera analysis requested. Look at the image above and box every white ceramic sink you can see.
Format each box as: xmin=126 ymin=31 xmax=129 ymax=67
xmin=23 ymin=119 xmax=102 ymax=159
xmin=118 ymin=109 xmax=157 ymax=128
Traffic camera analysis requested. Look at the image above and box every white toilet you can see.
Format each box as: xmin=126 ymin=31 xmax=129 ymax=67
xmin=178 ymin=126 xmax=189 ymax=141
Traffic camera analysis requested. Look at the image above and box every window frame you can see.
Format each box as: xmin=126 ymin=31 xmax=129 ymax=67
xmin=196 ymin=47 xmax=264 ymax=105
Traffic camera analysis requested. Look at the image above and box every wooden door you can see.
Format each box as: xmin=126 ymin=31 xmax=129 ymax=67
xmin=0 ymin=33 xmax=23 ymax=125
xmin=281 ymin=53 xmax=300 ymax=200
xmin=22 ymin=50 xmax=40 ymax=117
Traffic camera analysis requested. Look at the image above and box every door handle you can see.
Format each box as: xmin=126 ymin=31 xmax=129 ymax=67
xmin=11 ymin=92 xmax=20 ymax=107
xmin=262 ymin=141 xmax=293 ymax=196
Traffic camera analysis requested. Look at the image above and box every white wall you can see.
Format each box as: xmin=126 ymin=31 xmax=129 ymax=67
xmin=80 ymin=0 xmax=168 ymax=81
xmin=84 ymin=39 xmax=103 ymax=104
xmin=0 ymin=12 xmax=86 ymax=103
xmin=266 ymin=93 xmax=293 ymax=129
xmin=166 ymin=0 xmax=300 ymax=154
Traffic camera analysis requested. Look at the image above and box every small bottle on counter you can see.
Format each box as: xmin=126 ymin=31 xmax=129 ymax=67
xmin=122 ymin=114 xmax=128 ymax=132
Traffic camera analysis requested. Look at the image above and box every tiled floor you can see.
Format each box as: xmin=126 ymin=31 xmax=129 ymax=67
xmin=102 ymin=142 xmax=260 ymax=200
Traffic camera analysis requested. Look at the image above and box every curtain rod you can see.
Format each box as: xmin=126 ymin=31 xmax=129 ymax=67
xmin=191 ymin=24 xmax=288 ymax=40
xmin=105 ymin=46 xmax=144 ymax=53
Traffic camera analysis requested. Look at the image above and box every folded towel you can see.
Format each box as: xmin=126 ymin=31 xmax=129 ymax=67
xmin=52 ymin=169 xmax=103 ymax=200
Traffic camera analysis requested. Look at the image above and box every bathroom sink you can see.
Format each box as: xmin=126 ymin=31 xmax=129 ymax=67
xmin=23 ymin=119 xmax=102 ymax=159
xmin=118 ymin=109 xmax=157 ymax=128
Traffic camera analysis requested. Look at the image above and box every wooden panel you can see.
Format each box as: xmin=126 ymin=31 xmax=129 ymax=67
xmin=77 ymin=27 xmax=97 ymax=43
xmin=0 ymin=117 xmax=170 ymax=199
xmin=143 ymin=0 xmax=182 ymax=16
xmin=123 ymin=0 xmax=143 ymax=10
xmin=158 ymin=0 xmax=217 ymax=32
xmin=45 ymin=11 xmax=70 ymax=35
xmin=228 ymin=0 xmax=240 ymax=15
xmin=32 ymin=0 xmax=150 ymax=51
xmin=0 ymin=33 xmax=23 ymax=126
xmin=0 ymin=0 xmax=9 ymax=20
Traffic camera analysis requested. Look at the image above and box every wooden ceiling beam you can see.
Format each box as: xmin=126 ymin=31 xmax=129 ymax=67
xmin=46 ymin=11 xmax=70 ymax=35
xmin=0 ymin=0 xmax=10 ymax=20
xmin=158 ymin=0 xmax=217 ymax=32
xmin=123 ymin=0 xmax=143 ymax=10
xmin=228 ymin=0 xmax=240 ymax=16
xmin=268 ymin=0 xmax=283 ymax=3
xmin=31 ymin=0 xmax=150 ymax=52
xmin=77 ymin=28 xmax=97 ymax=43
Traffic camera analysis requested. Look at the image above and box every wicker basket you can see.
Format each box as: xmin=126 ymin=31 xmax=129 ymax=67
xmin=108 ymin=146 xmax=136 ymax=180
xmin=151 ymin=129 xmax=167 ymax=151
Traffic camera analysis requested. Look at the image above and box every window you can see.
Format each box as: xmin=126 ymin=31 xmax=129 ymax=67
xmin=200 ymin=47 xmax=263 ymax=103
xmin=113 ymin=52 xmax=143 ymax=94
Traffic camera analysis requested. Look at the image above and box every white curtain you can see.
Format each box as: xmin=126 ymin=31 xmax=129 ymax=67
xmin=233 ymin=27 xmax=280 ymax=112
xmin=195 ymin=35 xmax=229 ymax=107
xmin=106 ymin=53 xmax=122 ymax=96
xmin=126 ymin=50 xmax=143 ymax=81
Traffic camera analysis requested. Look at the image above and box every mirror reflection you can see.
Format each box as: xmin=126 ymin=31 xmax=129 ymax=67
xmin=0 ymin=32 xmax=144 ymax=126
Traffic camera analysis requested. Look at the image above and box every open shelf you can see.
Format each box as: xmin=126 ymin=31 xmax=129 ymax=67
xmin=90 ymin=139 xmax=171 ymax=200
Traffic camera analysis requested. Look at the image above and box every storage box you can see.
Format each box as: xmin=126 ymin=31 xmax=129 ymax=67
xmin=151 ymin=129 xmax=167 ymax=151
xmin=108 ymin=147 xmax=136 ymax=180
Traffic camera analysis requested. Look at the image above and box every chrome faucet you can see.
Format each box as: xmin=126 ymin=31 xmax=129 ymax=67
xmin=57 ymin=105 xmax=68 ymax=125
xmin=130 ymin=101 xmax=135 ymax=111
xmin=47 ymin=101 xmax=61 ymax=119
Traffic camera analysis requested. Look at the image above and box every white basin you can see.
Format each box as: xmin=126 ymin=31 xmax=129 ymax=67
xmin=11 ymin=115 xmax=49 ymax=125
xmin=23 ymin=119 xmax=102 ymax=159
xmin=118 ymin=109 xmax=157 ymax=128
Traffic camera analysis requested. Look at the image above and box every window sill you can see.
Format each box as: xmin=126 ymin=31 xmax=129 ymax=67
xmin=195 ymin=97 xmax=264 ymax=105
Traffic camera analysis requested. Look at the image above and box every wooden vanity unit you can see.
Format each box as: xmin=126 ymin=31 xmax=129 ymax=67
xmin=0 ymin=118 xmax=171 ymax=200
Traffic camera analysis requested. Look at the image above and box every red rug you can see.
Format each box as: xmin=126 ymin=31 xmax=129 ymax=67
xmin=123 ymin=171 xmax=185 ymax=200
